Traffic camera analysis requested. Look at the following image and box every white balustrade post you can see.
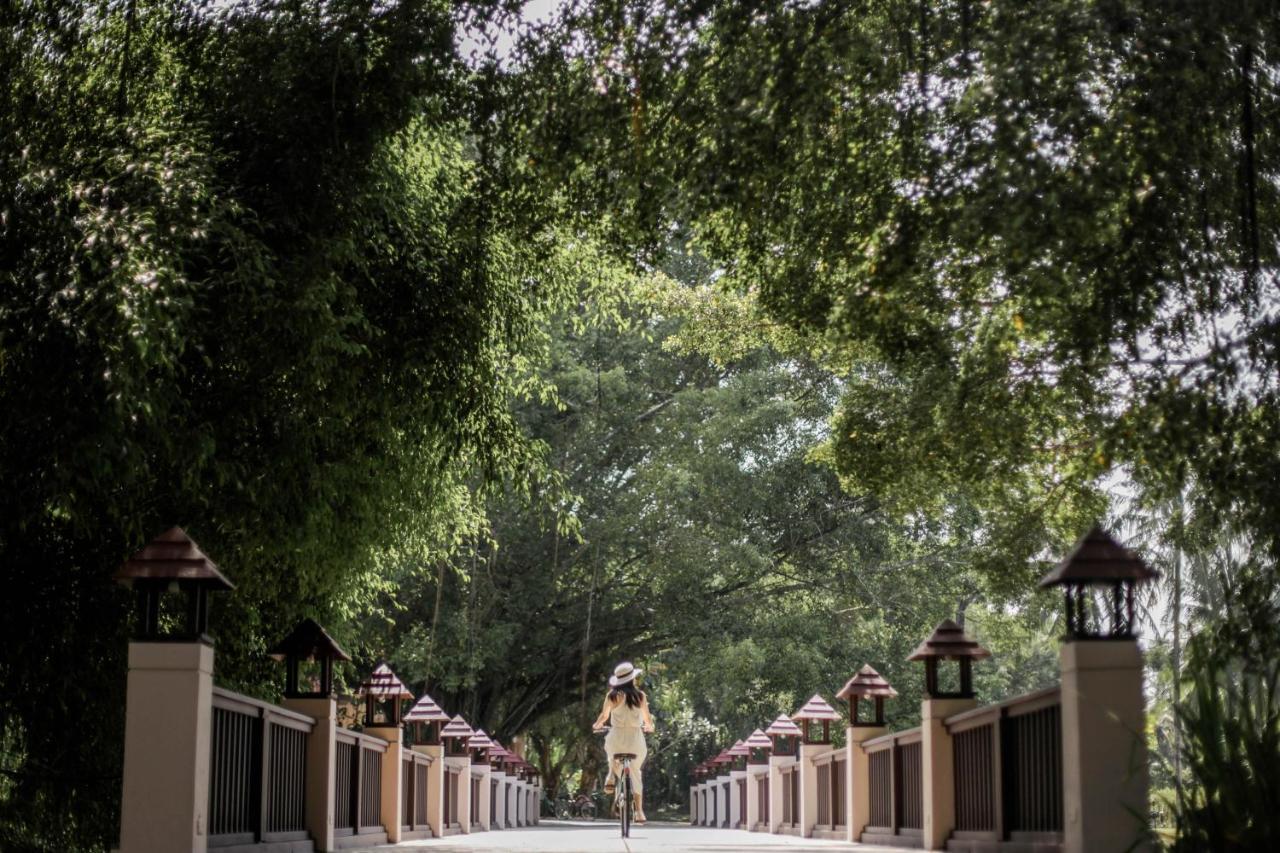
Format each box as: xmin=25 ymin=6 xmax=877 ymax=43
xmin=283 ymin=696 xmax=337 ymax=852
xmin=118 ymin=642 xmax=215 ymax=853
xmin=1060 ymin=639 xmax=1150 ymax=853
xmin=846 ymin=724 xmax=887 ymax=843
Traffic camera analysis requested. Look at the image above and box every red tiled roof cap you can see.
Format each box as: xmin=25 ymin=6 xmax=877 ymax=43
xmin=468 ymin=729 xmax=494 ymax=749
xmin=792 ymin=694 xmax=841 ymax=722
xmin=1039 ymin=525 xmax=1159 ymax=587
xmin=836 ymin=665 xmax=898 ymax=700
xmin=908 ymin=619 xmax=991 ymax=662
xmin=403 ymin=693 xmax=451 ymax=722
xmin=765 ymin=714 xmax=802 ymax=736
xmin=358 ymin=663 xmax=413 ymax=699
xmin=725 ymin=739 xmax=750 ymax=757
xmin=743 ymin=729 xmax=773 ymax=749
xmin=440 ymin=714 xmax=474 ymax=739
xmin=115 ymin=527 xmax=234 ymax=590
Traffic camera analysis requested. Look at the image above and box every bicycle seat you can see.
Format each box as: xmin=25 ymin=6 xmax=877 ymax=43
xmin=614 ymin=752 xmax=638 ymax=760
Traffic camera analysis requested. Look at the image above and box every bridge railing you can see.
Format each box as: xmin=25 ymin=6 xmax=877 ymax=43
xmin=208 ymin=687 xmax=314 ymax=847
xmin=947 ymin=686 xmax=1063 ymax=844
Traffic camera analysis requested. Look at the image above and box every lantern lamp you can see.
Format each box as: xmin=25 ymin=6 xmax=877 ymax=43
xmin=403 ymin=692 xmax=450 ymax=745
xmin=765 ymin=714 xmax=802 ymax=757
xmin=726 ymin=739 xmax=750 ymax=771
xmin=792 ymin=694 xmax=841 ymax=744
xmin=468 ymin=729 xmax=494 ymax=764
xmin=908 ymin=619 xmax=990 ymax=699
xmin=358 ymin=663 xmax=412 ymax=727
xmin=114 ymin=527 xmax=233 ymax=643
xmin=743 ymin=729 xmax=773 ymax=765
xmin=440 ymin=714 xmax=474 ymax=756
xmin=267 ymin=618 xmax=350 ymax=698
xmin=1039 ymin=525 xmax=1159 ymax=640
xmin=836 ymin=664 xmax=897 ymax=727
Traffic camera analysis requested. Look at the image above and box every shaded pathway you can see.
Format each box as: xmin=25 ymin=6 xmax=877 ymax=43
xmin=360 ymin=820 xmax=919 ymax=852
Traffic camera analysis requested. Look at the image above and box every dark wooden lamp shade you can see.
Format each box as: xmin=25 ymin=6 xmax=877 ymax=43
xmin=267 ymin=618 xmax=350 ymax=698
xmin=114 ymin=527 xmax=233 ymax=643
xmin=908 ymin=619 xmax=990 ymax=699
xmin=836 ymin=665 xmax=898 ymax=726
xmin=1040 ymin=525 xmax=1159 ymax=640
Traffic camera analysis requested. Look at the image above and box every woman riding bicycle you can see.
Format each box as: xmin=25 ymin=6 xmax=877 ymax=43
xmin=591 ymin=661 xmax=655 ymax=824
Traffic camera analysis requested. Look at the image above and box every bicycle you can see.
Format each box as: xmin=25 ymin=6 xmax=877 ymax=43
xmin=594 ymin=726 xmax=636 ymax=838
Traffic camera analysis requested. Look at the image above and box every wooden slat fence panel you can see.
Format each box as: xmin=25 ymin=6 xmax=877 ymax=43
xmin=868 ymin=748 xmax=892 ymax=828
xmin=817 ymin=763 xmax=831 ymax=826
xmin=209 ymin=689 xmax=313 ymax=844
xmin=358 ymin=746 xmax=381 ymax=831
xmin=831 ymin=759 xmax=846 ymax=827
xmin=954 ymin=723 xmax=996 ymax=831
xmin=335 ymin=739 xmax=356 ymax=830
xmin=1005 ymin=704 xmax=1062 ymax=833
xmin=265 ymin=722 xmax=306 ymax=834
xmin=209 ymin=705 xmax=257 ymax=840
xmin=897 ymin=741 xmax=923 ymax=830
xmin=756 ymin=775 xmax=769 ymax=825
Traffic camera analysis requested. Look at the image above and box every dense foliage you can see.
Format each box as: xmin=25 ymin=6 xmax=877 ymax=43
xmin=521 ymin=0 xmax=1280 ymax=580
xmin=2 ymin=1 xmax=1277 ymax=849
xmin=1 ymin=2 xmax=583 ymax=848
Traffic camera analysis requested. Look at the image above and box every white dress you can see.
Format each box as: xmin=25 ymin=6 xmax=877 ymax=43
xmin=605 ymin=698 xmax=648 ymax=793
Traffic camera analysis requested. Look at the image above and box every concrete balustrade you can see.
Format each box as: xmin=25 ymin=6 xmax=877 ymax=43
xmin=688 ymin=526 xmax=1156 ymax=853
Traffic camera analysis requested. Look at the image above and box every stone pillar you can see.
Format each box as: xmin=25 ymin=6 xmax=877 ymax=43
xmin=729 ymin=769 xmax=746 ymax=829
xmin=1061 ymin=640 xmax=1150 ymax=853
xmin=472 ymin=765 xmax=491 ymax=830
xmin=922 ymin=697 xmax=975 ymax=850
xmin=118 ymin=642 xmax=215 ymax=853
xmin=767 ymin=755 xmax=793 ymax=833
xmin=745 ymin=765 xmax=768 ymax=831
xmin=365 ymin=726 xmax=403 ymax=843
xmin=283 ymin=697 xmax=337 ymax=852
xmin=444 ymin=756 xmax=471 ymax=834
xmin=846 ymin=725 xmax=887 ymax=843
xmin=413 ymin=744 xmax=446 ymax=837
xmin=491 ymin=773 xmax=507 ymax=828
xmin=797 ymin=742 xmax=826 ymax=837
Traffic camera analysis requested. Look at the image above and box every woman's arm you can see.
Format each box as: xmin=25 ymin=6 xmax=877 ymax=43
xmin=640 ymin=695 xmax=656 ymax=732
xmin=591 ymin=694 xmax=615 ymax=731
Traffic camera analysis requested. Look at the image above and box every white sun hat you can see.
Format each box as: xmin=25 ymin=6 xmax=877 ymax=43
xmin=608 ymin=661 xmax=643 ymax=687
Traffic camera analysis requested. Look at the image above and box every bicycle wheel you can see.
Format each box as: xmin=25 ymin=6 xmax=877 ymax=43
xmin=581 ymin=802 xmax=596 ymax=821
xmin=620 ymin=770 xmax=631 ymax=838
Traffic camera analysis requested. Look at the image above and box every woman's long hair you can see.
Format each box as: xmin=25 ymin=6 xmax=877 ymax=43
xmin=609 ymin=680 xmax=644 ymax=709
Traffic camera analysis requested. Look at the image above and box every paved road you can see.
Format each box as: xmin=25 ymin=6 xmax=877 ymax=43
xmin=363 ymin=820 xmax=916 ymax=851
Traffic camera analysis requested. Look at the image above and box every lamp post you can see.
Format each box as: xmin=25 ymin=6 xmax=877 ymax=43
xmin=1043 ymin=526 xmax=1157 ymax=853
xmin=909 ymin=620 xmax=989 ymax=848
xmin=837 ymin=665 xmax=896 ymax=843
xmin=115 ymin=527 xmax=233 ymax=853
xmin=743 ymin=729 xmax=773 ymax=832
